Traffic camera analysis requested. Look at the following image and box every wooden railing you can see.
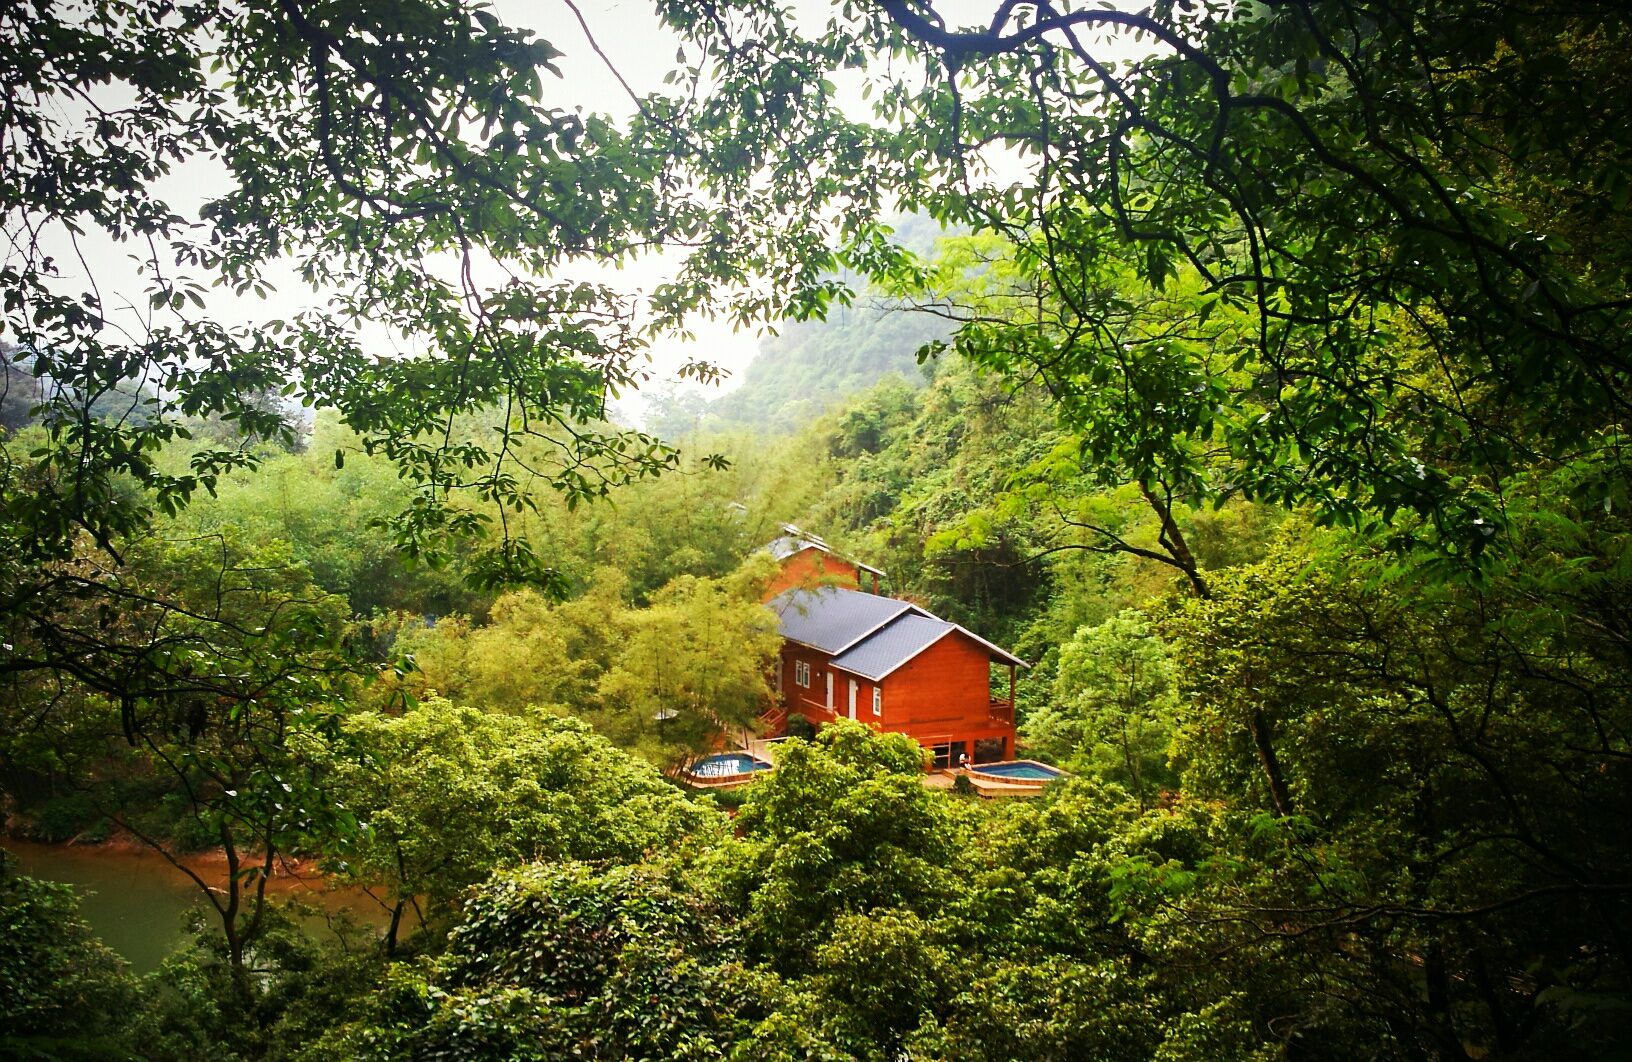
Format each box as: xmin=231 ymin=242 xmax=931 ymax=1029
xmin=988 ymin=698 xmax=1014 ymax=724
xmin=758 ymin=703 xmax=789 ymax=734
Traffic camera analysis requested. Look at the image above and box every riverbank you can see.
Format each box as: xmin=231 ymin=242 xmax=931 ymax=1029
xmin=4 ymin=826 xmax=336 ymax=891
xmin=2 ymin=834 xmax=393 ymax=972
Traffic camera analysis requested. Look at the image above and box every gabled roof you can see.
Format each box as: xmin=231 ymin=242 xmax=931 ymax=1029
xmin=763 ymin=525 xmax=885 ymax=577
xmin=769 ymin=586 xmax=917 ymax=655
xmin=765 ymin=535 xmax=817 ymax=563
xmin=829 ymin=612 xmax=955 ymax=680
xmin=941 ymin=621 xmax=1028 ymax=670
xmin=770 ymin=586 xmax=1026 ymax=677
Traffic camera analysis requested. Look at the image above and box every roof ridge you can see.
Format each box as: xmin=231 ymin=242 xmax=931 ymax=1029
xmin=829 ymin=612 xmax=956 ymax=681
xmin=770 ymin=586 xmax=1023 ymax=669
xmin=761 ymin=532 xmax=887 ymax=577
xmin=825 ymin=597 xmax=915 ymax=656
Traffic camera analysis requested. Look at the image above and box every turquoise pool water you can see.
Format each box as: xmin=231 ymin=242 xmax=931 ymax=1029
xmin=689 ymin=753 xmax=772 ymax=779
xmin=973 ymin=761 xmax=1064 ymax=781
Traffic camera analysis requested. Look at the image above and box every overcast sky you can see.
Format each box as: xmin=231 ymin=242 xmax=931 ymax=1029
xmin=24 ymin=1 xmax=1151 ymax=425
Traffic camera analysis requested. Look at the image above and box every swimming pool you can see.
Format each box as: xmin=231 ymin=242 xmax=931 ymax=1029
xmin=687 ymin=753 xmax=773 ymax=780
xmin=967 ymin=760 xmax=1066 ymax=784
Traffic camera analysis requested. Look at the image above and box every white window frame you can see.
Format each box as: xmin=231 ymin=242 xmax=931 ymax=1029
xmin=794 ymin=661 xmax=810 ymax=688
xmin=872 ymin=687 xmax=882 ymax=716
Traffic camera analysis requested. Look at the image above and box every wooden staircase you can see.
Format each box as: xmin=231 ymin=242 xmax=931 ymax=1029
xmin=757 ymin=702 xmax=789 ymax=736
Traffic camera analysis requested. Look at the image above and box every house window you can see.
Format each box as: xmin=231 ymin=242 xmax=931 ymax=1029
xmin=872 ymin=688 xmax=882 ymax=716
xmin=794 ymin=661 xmax=810 ymax=688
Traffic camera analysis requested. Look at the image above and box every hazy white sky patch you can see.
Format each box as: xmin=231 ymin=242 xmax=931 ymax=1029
xmin=17 ymin=1 xmax=1153 ymax=428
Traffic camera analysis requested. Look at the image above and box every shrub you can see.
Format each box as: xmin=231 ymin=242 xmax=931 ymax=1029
xmin=784 ymin=713 xmax=817 ymax=741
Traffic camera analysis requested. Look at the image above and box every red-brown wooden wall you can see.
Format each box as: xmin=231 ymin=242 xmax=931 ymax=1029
xmin=762 ymin=548 xmax=863 ymax=601
xmin=776 ymin=630 xmax=1014 ymax=763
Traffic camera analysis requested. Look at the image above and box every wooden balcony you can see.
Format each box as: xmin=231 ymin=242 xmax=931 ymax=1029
xmin=988 ymin=698 xmax=1015 ymax=724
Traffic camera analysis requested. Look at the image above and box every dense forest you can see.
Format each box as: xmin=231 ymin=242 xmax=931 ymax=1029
xmin=674 ymin=215 xmax=957 ymax=436
xmin=3 ymin=0 xmax=1630 ymax=1059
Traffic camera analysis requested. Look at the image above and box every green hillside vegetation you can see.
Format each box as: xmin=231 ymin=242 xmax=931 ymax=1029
xmin=662 ymin=214 xmax=957 ymax=438
xmin=699 ymin=300 xmax=949 ymax=433
xmin=8 ymin=344 xmax=1626 ymax=1057
xmin=4 ymin=0 xmax=1630 ymax=1059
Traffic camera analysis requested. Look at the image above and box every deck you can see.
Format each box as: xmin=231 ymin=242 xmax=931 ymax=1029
xmin=926 ymin=768 xmax=1046 ymax=798
xmin=741 ymin=736 xmax=1045 ymax=799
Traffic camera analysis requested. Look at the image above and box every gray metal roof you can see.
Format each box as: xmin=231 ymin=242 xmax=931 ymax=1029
xmin=829 ymin=613 xmax=955 ymax=680
xmin=761 ymin=529 xmax=886 ymax=576
xmin=780 ymin=523 xmax=828 ymax=547
xmin=771 ymin=586 xmax=1026 ymax=673
xmin=765 ymin=536 xmax=812 ymax=562
xmin=770 ymin=587 xmax=916 ymax=654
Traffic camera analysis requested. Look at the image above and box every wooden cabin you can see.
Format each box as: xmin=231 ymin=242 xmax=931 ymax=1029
xmin=766 ymin=584 xmax=1023 ymax=767
xmin=760 ymin=525 xmax=884 ymax=599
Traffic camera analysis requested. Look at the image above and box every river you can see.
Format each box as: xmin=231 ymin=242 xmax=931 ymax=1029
xmin=2 ymin=839 xmax=392 ymax=973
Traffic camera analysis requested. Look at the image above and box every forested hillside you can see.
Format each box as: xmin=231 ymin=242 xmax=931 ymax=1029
xmin=655 ymin=215 xmax=956 ymax=438
xmin=4 ymin=0 xmax=1630 ymax=1059
xmin=8 ymin=340 xmax=1623 ymax=1058
xmin=698 ymin=298 xmax=947 ymax=432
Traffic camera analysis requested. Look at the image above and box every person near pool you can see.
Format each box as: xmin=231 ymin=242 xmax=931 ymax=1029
xmin=958 ymin=751 xmax=970 ymax=770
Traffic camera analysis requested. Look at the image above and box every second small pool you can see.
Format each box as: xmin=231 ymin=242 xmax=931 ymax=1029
xmin=968 ymin=760 xmax=1066 ymax=783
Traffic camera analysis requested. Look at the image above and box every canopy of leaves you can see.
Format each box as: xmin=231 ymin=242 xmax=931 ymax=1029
xmin=652 ymin=0 xmax=1632 ymax=567
xmin=1026 ymin=610 xmax=1179 ymax=808
xmin=326 ymin=700 xmax=721 ymax=950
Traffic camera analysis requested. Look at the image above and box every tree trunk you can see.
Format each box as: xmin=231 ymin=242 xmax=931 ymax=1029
xmin=1121 ymin=723 xmax=1146 ymax=810
xmin=386 ymin=900 xmax=405 ymax=957
xmin=221 ymin=822 xmax=244 ymax=970
xmin=1425 ymin=938 xmax=1472 ymax=1059
xmin=1248 ymin=708 xmax=1295 ymax=817
xmin=1139 ymin=482 xmax=1210 ymax=599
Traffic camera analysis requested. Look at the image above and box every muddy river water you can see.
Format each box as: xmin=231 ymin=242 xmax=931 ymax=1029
xmin=3 ymin=838 xmax=392 ymax=972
